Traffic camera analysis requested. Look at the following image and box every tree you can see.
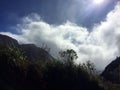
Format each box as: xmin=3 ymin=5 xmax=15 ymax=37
xmin=59 ymin=49 xmax=78 ymax=65
xmin=0 ymin=44 xmax=28 ymax=68
xmin=82 ymin=60 xmax=96 ymax=75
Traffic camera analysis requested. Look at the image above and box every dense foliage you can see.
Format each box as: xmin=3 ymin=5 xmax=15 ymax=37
xmin=0 ymin=46 xmax=105 ymax=90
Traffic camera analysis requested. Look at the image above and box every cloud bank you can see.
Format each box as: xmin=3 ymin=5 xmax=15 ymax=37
xmin=1 ymin=2 xmax=120 ymax=70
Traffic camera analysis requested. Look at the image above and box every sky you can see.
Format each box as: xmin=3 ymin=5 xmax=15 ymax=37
xmin=0 ymin=0 xmax=120 ymax=70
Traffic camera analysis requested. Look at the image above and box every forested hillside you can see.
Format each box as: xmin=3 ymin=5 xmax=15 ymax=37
xmin=1 ymin=34 xmax=120 ymax=90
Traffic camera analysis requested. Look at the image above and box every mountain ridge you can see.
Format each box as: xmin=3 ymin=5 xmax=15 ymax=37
xmin=0 ymin=34 xmax=54 ymax=61
xmin=101 ymin=56 xmax=120 ymax=83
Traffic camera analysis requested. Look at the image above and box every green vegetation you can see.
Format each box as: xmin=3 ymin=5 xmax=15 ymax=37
xmin=0 ymin=46 xmax=106 ymax=90
xmin=59 ymin=49 xmax=78 ymax=65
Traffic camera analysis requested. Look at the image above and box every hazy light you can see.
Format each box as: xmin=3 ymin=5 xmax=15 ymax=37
xmin=93 ymin=0 xmax=104 ymax=4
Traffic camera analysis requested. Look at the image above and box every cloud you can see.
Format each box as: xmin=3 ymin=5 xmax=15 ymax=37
xmin=1 ymin=2 xmax=120 ymax=70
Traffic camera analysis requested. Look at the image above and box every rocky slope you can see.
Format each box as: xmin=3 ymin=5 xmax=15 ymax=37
xmin=0 ymin=34 xmax=19 ymax=47
xmin=101 ymin=57 xmax=120 ymax=83
xmin=0 ymin=34 xmax=54 ymax=61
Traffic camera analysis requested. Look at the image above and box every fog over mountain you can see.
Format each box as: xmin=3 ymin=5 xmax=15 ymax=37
xmin=0 ymin=34 xmax=54 ymax=61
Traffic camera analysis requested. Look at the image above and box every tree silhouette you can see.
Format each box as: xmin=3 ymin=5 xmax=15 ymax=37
xmin=59 ymin=49 xmax=78 ymax=65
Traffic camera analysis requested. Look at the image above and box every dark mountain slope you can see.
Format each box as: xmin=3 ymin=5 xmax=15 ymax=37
xmin=21 ymin=44 xmax=54 ymax=61
xmin=0 ymin=34 xmax=54 ymax=61
xmin=101 ymin=57 xmax=120 ymax=83
xmin=0 ymin=34 xmax=19 ymax=47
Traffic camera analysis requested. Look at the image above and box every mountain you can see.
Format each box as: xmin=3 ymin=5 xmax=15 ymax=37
xmin=0 ymin=34 xmax=54 ymax=61
xmin=101 ymin=57 xmax=120 ymax=83
xmin=0 ymin=34 xmax=105 ymax=90
xmin=0 ymin=34 xmax=19 ymax=47
xmin=21 ymin=44 xmax=54 ymax=61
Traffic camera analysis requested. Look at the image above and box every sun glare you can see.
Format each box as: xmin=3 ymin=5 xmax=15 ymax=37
xmin=93 ymin=0 xmax=104 ymax=4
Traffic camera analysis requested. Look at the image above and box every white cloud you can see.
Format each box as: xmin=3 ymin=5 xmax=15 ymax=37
xmin=1 ymin=2 xmax=120 ymax=70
